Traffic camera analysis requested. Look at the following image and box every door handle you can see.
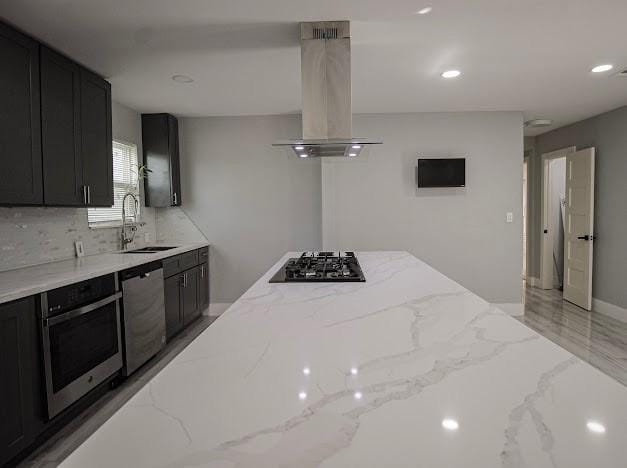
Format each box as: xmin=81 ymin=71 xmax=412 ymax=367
xmin=577 ymin=235 xmax=595 ymax=241
xmin=173 ymin=193 xmax=178 ymax=205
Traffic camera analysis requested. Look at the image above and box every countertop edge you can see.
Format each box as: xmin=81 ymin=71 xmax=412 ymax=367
xmin=0 ymin=242 xmax=210 ymax=305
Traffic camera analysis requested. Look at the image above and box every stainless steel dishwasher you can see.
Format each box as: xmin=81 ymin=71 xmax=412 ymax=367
xmin=119 ymin=260 xmax=166 ymax=376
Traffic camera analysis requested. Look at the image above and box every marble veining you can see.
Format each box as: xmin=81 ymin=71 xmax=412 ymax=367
xmin=0 ymin=242 xmax=209 ymax=305
xmin=59 ymin=252 xmax=627 ymax=467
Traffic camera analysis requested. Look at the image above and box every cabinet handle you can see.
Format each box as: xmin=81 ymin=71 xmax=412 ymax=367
xmin=87 ymin=185 xmax=91 ymax=204
xmin=200 ymin=265 xmax=204 ymax=278
xmin=82 ymin=186 xmax=88 ymax=204
xmin=173 ymin=192 xmax=178 ymax=205
xmin=182 ymin=272 xmax=187 ymax=288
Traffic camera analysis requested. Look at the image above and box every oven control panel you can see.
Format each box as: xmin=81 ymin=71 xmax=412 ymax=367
xmin=46 ymin=274 xmax=117 ymax=316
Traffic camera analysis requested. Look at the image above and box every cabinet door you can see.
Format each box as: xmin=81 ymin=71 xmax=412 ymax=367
xmin=181 ymin=267 xmax=199 ymax=326
xmin=168 ymin=115 xmax=181 ymax=206
xmin=142 ymin=114 xmax=172 ymax=207
xmin=80 ymin=69 xmax=112 ymax=207
xmin=199 ymin=262 xmax=209 ymax=310
xmin=0 ymin=23 xmax=42 ymax=205
xmin=0 ymin=297 xmax=42 ymax=466
xmin=41 ymin=47 xmax=83 ymax=206
xmin=164 ymin=275 xmax=182 ymax=341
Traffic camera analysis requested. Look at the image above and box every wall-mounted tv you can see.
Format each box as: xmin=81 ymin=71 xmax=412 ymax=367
xmin=417 ymin=158 xmax=466 ymax=188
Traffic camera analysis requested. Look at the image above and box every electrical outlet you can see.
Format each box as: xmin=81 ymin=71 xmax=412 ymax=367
xmin=506 ymin=212 xmax=513 ymax=223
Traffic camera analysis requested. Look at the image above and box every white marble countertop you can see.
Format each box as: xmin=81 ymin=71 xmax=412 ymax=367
xmin=0 ymin=242 xmax=209 ymax=305
xmin=60 ymin=251 xmax=627 ymax=468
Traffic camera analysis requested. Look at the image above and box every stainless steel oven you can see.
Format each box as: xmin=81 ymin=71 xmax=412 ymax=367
xmin=40 ymin=273 xmax=123 ymax=419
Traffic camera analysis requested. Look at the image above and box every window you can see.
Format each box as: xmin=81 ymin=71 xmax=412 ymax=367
xmin=88 ymin=140 xmax=140 ymax=227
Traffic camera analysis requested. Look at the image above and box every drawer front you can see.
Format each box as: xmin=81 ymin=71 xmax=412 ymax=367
xmin=162 ymin=255 xmax=182 ymax=278
xmin=180 ymin=250 xmax=199 ymax=271
xmin=198 ymin=246 xmax=209 ymax=263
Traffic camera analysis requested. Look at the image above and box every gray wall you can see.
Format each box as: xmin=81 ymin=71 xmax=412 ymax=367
xmin=178 ymin=115 xmax=322 ymax=303
xmin=530 ymin=106 xmax=627 ymax=308
xmin=0 ymin=101 xmax=156 ymax=271
xmin=322 ymin=112 xmax=524 ymax=303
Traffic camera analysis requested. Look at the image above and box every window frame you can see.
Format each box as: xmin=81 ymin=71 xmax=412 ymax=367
xmin=88 ymin=139 xmax=141 ymax=229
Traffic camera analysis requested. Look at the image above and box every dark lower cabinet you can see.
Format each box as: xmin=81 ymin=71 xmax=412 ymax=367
xmin=0 ymin=23 xmax=42 ymax=205
xmin=0 ymin=296 xmax=43 ymax=467
xmin=199 ymin=262 xmax=209 ymax=310
xmin=164 ymin=275 xmax=183 ymax=341
xmin=182 ymin=267 xmax=199 ymax=326
xmin=163 ymin=248 xmax=209 ymax=341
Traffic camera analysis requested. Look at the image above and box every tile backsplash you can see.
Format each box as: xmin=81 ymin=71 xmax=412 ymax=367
xmin=0 ymin=207 xmax=156 ymax=272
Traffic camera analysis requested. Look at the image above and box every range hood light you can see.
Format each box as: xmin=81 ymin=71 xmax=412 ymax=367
xmin=294 ymin=146 xmax=305 ymax=150
xmin=348 ymin=153 xmax=357 ymax=157
xmin=352 ymin=145 xmax=361 ymax=149
xmin=299 ymin=154 xmax=309 ymax=158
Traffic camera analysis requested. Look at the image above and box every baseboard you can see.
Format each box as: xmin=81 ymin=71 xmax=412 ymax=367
xmin=592 ymin=298 xmax=627 ymax=323
xmin=206 ymin=302 xmax=232 ymax=317
xmin=492 ymin=302 xmax=524 ymax=317
xmin=526 ymin=276 xmax=540 ymax=288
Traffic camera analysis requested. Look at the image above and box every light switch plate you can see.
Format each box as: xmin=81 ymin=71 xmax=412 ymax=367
xmin=506 ymin=212 xmax=513 ymax=223
xmin=74 ymin=240 xmax=85 ymax=257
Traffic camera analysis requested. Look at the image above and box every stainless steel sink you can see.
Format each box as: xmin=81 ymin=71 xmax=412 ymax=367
xmin=124 ymin=246 xmax=177 ymax=254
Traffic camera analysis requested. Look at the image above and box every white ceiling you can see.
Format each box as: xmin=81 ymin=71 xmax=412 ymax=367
xmin=3 ymin=0 xmax=627 ymax=135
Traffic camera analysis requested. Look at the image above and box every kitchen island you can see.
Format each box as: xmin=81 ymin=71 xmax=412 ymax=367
xmin=60 ymin=252 xmax=627 ymax=467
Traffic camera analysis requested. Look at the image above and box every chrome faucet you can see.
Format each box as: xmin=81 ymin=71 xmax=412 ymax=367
xmin=121 ymin=192 xmax=139 ymax=250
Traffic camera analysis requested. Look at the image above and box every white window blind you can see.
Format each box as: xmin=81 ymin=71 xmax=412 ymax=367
xmin=88 ymin=140 xmax=140 ymax=226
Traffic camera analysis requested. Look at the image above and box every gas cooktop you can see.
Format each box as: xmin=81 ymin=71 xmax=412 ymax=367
xmin=269 ymin=251 xmax=366 ymax=283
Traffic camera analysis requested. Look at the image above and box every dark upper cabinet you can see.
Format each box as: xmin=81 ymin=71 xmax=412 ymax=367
xmin=142 ymin=113 xmax=182 ymax=207
xmin=41 ymin=47 xmax=113 ymax=207
xmin=0 ymin=23 xmax=43 ymax=205
xmin=80 ymin=69 xmax=113 ymax=206
xmin=0 ymin=296 xmax=43 ymax=466
xmin=40 ymin=46 xmax=83 ymax=206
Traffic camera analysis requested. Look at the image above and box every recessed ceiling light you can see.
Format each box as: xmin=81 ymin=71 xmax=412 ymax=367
xmin=354 ymin=391 xmax=363 ymax=400
xmin=442 ymin=419 xmax=459 ymax=431
xmin=586 ymin=421 xmax=606 ymax=434
xmin=352 ymin=145 xmax=361 ymax=149
xmin=524 ymin=119 xmax=553 ymax=128
xmin=441 ymin=70 xmax=461 ymax=78
xmin=303 ymin=367 xmax=311 ymax=375
xmin=298 ymin=391 xmax=307 ymax=400
xmin=591 ymin=64 xmax=613 ymax=73
xmin=350 ymin=367 xmax=359 ymax=375
xmin=348 ymin=153 xmax=357 ymax=157
xmin=172 ymin=74 xmax=194 ymax=83
xmin=416 ymin=6 xmax=432 ymax=15
xmin=299 ymin=154 xmax=309 ymax=158
xmin=294 ymin=146 xmax=305 ymax=151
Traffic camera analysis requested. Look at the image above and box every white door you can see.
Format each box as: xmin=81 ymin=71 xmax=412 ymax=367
xmin=563 ymin=148 xmax=595 ymax=310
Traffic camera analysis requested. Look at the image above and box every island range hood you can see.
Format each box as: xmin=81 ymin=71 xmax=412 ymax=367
xmin=273 ymin=21 xmax=381 ymax=158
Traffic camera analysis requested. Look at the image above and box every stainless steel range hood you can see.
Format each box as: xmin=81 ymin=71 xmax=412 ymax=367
xmin=273 ymin=21 xmax=381 ymax=158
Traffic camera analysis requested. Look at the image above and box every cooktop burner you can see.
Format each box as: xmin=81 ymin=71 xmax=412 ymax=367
xmin=269 ymin=251 xmax=366 ymax=283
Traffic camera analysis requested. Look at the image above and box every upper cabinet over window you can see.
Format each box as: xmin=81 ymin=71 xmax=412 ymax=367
xmin=0 ymin=20 xmax=113 ymax=207
xmin=0 ymin=23 xmax=42 ymax=205
xmin=142 ymin=113 xmax=181 ymax=207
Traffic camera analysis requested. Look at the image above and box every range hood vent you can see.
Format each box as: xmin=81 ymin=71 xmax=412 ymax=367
xmin=273 ymin=21 xmax=381 ymax=158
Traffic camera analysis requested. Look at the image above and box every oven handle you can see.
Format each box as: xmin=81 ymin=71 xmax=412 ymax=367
xmin=43 ymin=292 xmax=122 ymax=327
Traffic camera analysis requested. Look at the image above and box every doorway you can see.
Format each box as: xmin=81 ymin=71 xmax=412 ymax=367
xmin=539 ymin=146 xmax=596 ymax=310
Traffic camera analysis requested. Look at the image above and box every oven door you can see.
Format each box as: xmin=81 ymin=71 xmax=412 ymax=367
xmin=41 ymin=292 xmax=123 ymax=419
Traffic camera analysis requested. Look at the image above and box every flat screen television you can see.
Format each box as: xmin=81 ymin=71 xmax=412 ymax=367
xmin=417 ymin=158 xmax=466 ymax=188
